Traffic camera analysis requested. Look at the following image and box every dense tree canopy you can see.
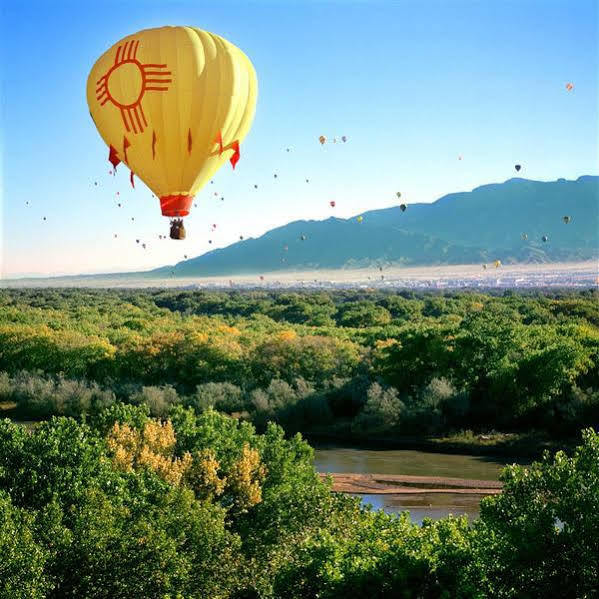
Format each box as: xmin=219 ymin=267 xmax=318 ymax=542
xmin=0 ymin=288 xmax=597 ymax=439
xmin=0 ymin=407 xmax=597 ymax=598
xmin=0 ymin=288 xmax=597 ymax=596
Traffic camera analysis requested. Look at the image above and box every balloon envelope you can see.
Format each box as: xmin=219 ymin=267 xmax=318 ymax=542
xmin=87 ymin=26 xmax=258 ymax=220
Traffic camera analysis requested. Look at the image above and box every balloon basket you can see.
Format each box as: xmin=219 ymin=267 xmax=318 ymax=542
xmin=170 ymin=219 xmax=186 ymax=240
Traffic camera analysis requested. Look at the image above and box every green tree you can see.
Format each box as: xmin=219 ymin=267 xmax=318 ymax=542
xmin=0 ymin=491 xmax=50 ymax=599
xmin=474 ymin=428 xmax=599 ymax=598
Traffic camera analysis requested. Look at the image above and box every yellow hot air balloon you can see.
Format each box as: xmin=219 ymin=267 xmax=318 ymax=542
xmin=87 ymin=26 xmax=257 ymax=237
xmin=357 ymin=215 xmax=363 ymax=223
xmin=494 ymin=260 xmax=501 ymax=268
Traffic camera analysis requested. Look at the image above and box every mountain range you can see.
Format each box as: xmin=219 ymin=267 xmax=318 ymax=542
xmin=150 ymin=176 xmax=598 ymax=277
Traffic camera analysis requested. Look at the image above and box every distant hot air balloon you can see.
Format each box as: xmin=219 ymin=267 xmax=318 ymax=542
xmin=87 ymin=26 xmax=257 ymax=239
xmin=330 ymin=201 xmax=336 ymax=208
xmin=94 ymin=182 xmax=98 ymax=186
xmin=565 ymin=82 xmax=574 ymax=91
xmin=542 ymin=235 xmax=549 ymax=242
xmin=274 ymin=173 xmax=277 ymax=178
xmin=494 ymin=260 xmax=501 ymax=268
xmin=515 ymin=164 xmax=521 ymax=172
xmin=482 ymin=264 xmax=487 ymax=270
xmin=563 ymin=216 xmax=571 ymax=224
xmin=239 ymin=235 xmax=244 ymax=240
xmin=260 ymin=275 xmax=264 ymax=281
xmin=319 ymin=135 xmax=326 ymax=145
xmin=396 ymin=192 xmax=401 ymax=198
xmin=254 ymin=184 xmax=258 ymax=189
xmin=341 ymin=136 xmax=347 ymax=143
xmin=142 ymin=243 xmax=146 ymax=249
xmin=184 ymin=254 xmax=187 ymax=259
xmin=136 ymin=239 xmax=139 ymax=244
xmin=300 ymin=235 xmax=306 ymax=241
xmin=305 ymin=178 xmax=310 ymax=183
xmin=521 ymin=233 xmax=528 ymax=240
xmin=458 ymin=155 xmax=462 ymax=161
xmin=114 ymin=233 xmax=118 ymax=238
xmin=399 ymin=204 xmax=407 ymax=212
xmin=357 ymin=216 xmax=363 ymax=223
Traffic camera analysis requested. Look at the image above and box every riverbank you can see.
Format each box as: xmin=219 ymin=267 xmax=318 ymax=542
xmin=320 ymin=472 xmax=502 ymax=495
xmin=305 ymin=429 xmax=574 ymax=460
xmin=3 ymin=400 xmax=568 ymax=462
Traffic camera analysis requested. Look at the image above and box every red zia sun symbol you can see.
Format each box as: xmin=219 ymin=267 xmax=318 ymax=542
xmin=95 ymin=39 xmax=172 ymax=134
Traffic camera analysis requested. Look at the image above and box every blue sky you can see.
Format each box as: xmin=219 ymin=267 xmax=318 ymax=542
xmin=1 ymin=0 xmax=597 ymax=277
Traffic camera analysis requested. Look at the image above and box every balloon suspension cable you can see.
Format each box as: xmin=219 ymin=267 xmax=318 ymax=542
xmin=170 ymin=218 xmax=186 ymax=240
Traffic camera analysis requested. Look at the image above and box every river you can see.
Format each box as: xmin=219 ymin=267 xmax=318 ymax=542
xmin=313 ymin=446 xmax=527 ymax=524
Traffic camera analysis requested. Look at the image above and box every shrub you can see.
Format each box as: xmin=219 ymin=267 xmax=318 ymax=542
xmin=0 ymin=371 xmax=115 ymax=419
xmin=403 ymin=377 xmax=459 ymax=434
xmin=352 ymin=382 xmax=404 ymax=435
xmin=130 ymin=384 xmax=180 ymax=417
xmin=188 ymin=382 xmax=245 ymax=414
xmin=251 ymin=378 xmax=315 ymax=430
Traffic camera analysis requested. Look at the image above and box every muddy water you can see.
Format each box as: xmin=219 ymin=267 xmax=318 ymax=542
xmin=313 ymin=446 xmax=526 ymax=523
